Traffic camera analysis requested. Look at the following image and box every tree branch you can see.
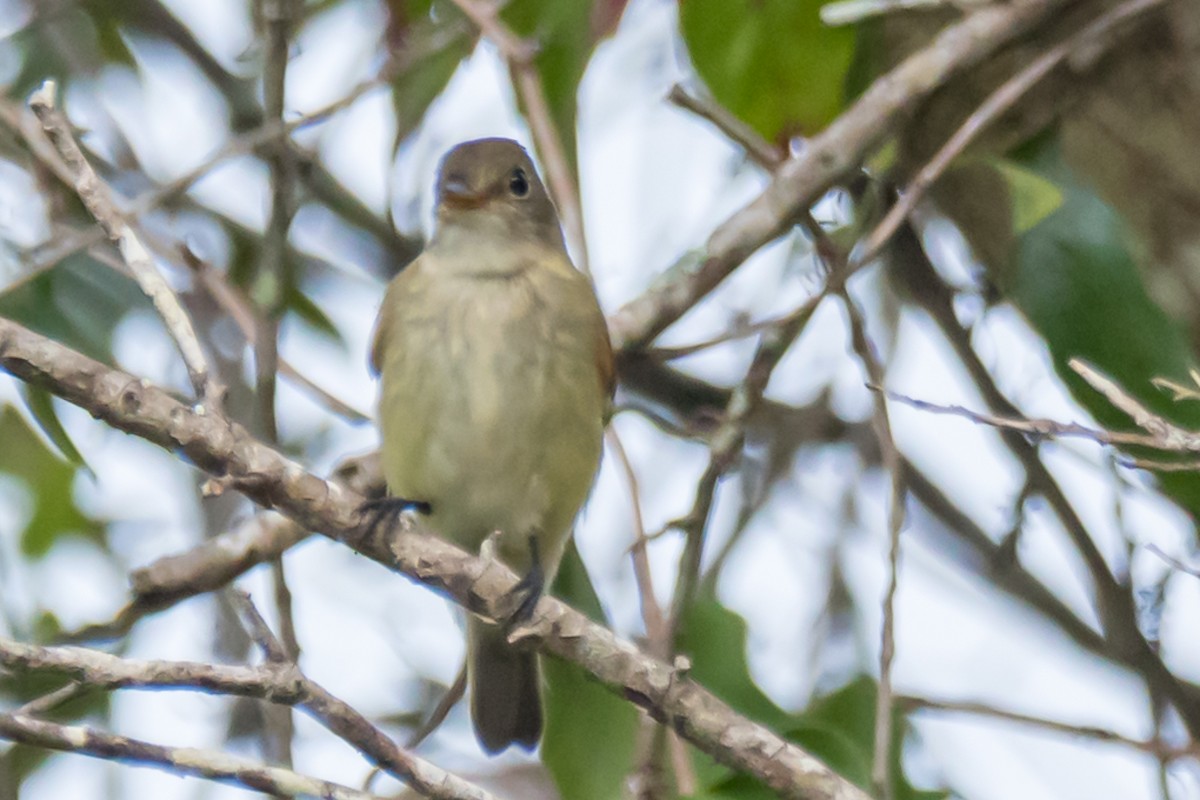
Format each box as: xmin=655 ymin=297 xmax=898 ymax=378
xmin=26 ymin=81 xmax=224 ymax=411
xmin=853 ymin=0 xmax=1167 ymax=270
xmin=609 ymin=0 xmax=1071 ymax=350
xmin=839 ymin=289 xmax=907 ymax=800
xmin=0 ymin=713 xmax=386 ymax=800
xmin=0 ymin=636 xmax=498 ymax=800
xmin=0 ymin=314 xmax=868 ymax=800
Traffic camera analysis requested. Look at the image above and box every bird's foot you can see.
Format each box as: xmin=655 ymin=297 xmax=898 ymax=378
xmin=356 ymin=496 xmax=432 ymax=544
xmin=505 ymin=535 xmax=544 ymax=626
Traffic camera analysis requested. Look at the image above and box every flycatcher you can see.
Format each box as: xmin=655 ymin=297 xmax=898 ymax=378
xmin=370 ymin=138 xmax=613 ymax=753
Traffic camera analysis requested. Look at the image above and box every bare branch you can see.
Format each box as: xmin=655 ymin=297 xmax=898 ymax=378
xmin=610 ymin=0 xmax=1073 ymax=350
xmin=667 ymin=85 xmax=783 ymax=170
xmin=0 ymin=314 xmax=870 ymax=800
xmin=889 ymin=240 xmax=1200 ymax=738
xmin=180 ymin=246 xmax=371 ymax=424
xmin=449 ymin=0 xmax=590 ymax=274
xmin=880 ymin=388 xmax=1179 ymax=451
xmin=0 ymin=636 xmax=498 ymax=800
xmin=820 ymin=0 xmax=975 ymax=27
xmin=839 ymin=289 xmax=906 ymax=800
xmin=26 ymin=81 xmax=224 ymax=411
xmin=0 ymin=713 xmax=383 ymax=800
xmin=853 ymin=0 xmax=1169 ymax=270
xmin=898 ymin=695 xmax=1198 ymax=761
xmin=62 ymin=453 xmax=380 ymax=643
xmin=255 ymin=0 xmax=302 ymax=766
xmin=1071 ymin=358 xmax=1200 ymax=452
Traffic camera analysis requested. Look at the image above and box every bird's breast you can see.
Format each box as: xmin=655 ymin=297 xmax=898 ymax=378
xmin=376 ymin=265 xmax=605 ymax=568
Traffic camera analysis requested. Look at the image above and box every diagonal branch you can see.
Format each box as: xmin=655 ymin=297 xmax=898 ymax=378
xmin=852 ymin=0 xmax=1167 ymax=270
xmin=26 ymin=81 xmax=224 ymax=411
xmin=890 ymin=229 xmax=1200 ymax=738
xmin=0 ymin=314 xmax=869 ymax=800
xmin=609 ymin=0 xmax=1072 ymax=350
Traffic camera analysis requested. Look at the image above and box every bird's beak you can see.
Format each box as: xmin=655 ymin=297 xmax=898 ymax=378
xmin=441 ymin=177 xmax=488 ymax=210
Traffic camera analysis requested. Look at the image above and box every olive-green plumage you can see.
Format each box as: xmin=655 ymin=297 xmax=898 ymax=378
xmin=370 ymin=138 xmax=613 ymax=753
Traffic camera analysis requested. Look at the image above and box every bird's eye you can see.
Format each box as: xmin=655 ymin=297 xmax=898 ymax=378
xmin=509 ymin=168 xmax=530 ymax=198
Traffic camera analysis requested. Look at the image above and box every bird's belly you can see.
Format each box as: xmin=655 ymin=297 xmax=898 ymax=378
xmin=377 ymin=289 xmax=602 ymax=571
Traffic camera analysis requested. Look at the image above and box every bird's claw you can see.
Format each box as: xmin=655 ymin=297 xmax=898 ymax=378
xmin=357 ymin=496 xmax=432 ymax=543
xmin=504 ymin=535 xmax=544 ymax=627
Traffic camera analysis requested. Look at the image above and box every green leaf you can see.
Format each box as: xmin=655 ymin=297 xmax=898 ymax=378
xmin=542 ymin=655 xmax=639 ymax=800
xmin=704 ymin=773 xmax=779 ymax=800
xmin=803 ymin=676 xmax=949 ymax=800
xmin=929 ymin=162 xmax=1018 ymax=287
xmin=0 ymin=255 xmax=147 ymax=364
xmin=550 ymin=540 xmax=606 ymax=622
xmin=17 ymin=385 xmax=90 ymax=472
xmin=543 ymin=543 xmax=640 ymax=800
xmin=286 ymin=284 xmax=345 ymax=348
xmin=678 ymin=599 xmax=945 ymax=798
xmin=994 ymin=158 xmax=1063 ymax=234
xmin=677 ymin=595 xmax=791 ymax=730
xmin=0 ymin=406 xmax=104 ymax=558
xmin=7 ymin=6 xmax=127 ymax=98
xmin=386 ymin=1 xmax=474 ymax=145
xmin=1011 ymin=136 xmax=1200 ymax=510
xmin=391 ymin=39 xmax=471 ymax=142
xmin=680 ymin=0 xmax=856 ymax=142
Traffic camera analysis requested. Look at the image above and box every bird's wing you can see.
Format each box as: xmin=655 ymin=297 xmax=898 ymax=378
xmin=368 ymin=294 xmax=390 ymax=377
xmin=369 ymin=262 xmax=420 ymax=377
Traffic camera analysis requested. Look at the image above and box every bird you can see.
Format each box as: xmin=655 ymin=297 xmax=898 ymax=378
xmin=369 ymin=137 xmax=613 ymax=753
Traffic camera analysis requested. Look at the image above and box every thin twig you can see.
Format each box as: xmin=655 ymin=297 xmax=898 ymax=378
xmin=4 ymin=21 xmax=468 ymax=295
xmin=890 ymin=228 xmax=1200 ymax=737
xmin=1070 ymin=358 xmax=1200 ymax=451
xmin=1123 ymin=456 xmax=1200 ymax=473
xmin=179 ymin=245 xmax=371 ymax=423
xmin=13 ymin=681 xmax=87 ymax=717
xmin=0 ymin=713 xmax=386 ymax=800
xmin=898 ymin=695 xmax=1198 ymax=760
xmin=611 ymin=0 xmax=1073 ymax=350
xmin=1146 ymin=544 xmax=1200 ymax=580
xmin=448 ymin=0 xmax=590 ymax=274
xmin=665 ymin=289 xmax=827 ymax=648
xmin=608 ymin=430 xmax=667 ymax=646
xmin=667 ymin=85 xmax=784 ymax=169
xmin=608 ymin=427 xmax=697 ymax=797
xmin=821 ymin=0 xmax=981 ymax=27
xmin=852 ymin=0 xmax=1168 ymax=270
xmin=61 ymin=453 xmax=381 ymax=644
xmin=0 ymin=636 xmax=499 ymax=800
xmin=256 ymin=0 xmax=301 ymax=770
xmin=406 ymin=667 xmax=467 ymax=749
xmin=839 ymin=288 xmax=906 ymax=800
xmin=26 ymin=80 xmax=225 ymax=411
xmin=880 ymin=388 xmax=1196 ymax=452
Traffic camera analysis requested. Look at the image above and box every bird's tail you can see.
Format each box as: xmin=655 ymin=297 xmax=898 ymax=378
xmin=468 ymin=617 xmax=542 ymax=753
